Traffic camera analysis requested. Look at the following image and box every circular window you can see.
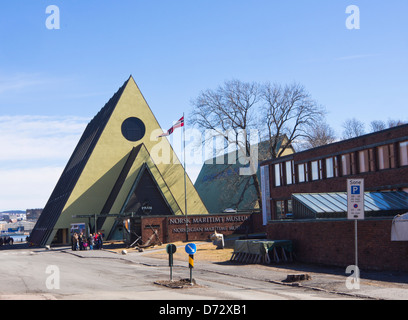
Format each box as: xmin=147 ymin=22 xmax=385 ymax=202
xmin=121 ymin=117 xmax=146 ymax=142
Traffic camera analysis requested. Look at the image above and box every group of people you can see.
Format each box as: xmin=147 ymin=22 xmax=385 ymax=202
xmin=0 ymin=236 xmax=14 ymax=246
xmin=71 ymin=231 xmax=103 ymax=251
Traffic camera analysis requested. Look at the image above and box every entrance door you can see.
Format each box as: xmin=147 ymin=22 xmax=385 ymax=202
xmin=124 ymin=166 xmax=173 ymax=216
xmin=129 ymin=217 xmax=142 ymax=245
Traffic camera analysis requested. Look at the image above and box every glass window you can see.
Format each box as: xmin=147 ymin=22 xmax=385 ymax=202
xmin=298 ymin=164 xmax=305 ymax=183
xmin=342 ymin=153 xmax=355 ymax=175
xmin=276 ymin=201 xmax=285 ymax=220
xmin=359 ymin=150 xmax=369 ymax=173
xmin=377 ymin=146 xmax=387 ymax=169
xmin=274 ymin=164 xmax=281 ymax=187
xmin=342 ymin=154 xmax=350 ymax=175
xmin=326 ymin=156 xmax=339 ymax=178
xmin=298 ymin=163 xmax=309 ymax=183
xmin=311 ymin=160 xmax=322 ymax=180
xmin=326 ymin=158 xmax=334 ymax=178
xmin=275 ymin=200 xmax=293 ymax=219
xmin=400 ymin=141 xmax=408 ymax=166
xmin=359 ymin=149 xmax=375 ymax=173
xmin=378 ymin=144 xmax=395 ymax=170
xmin=311 ymin=161 xmax=319 ymax=180
xmin=287 ymin=200 xmax=293 ymax=215
xmin=285 ymin=161 xmax=294 ymax=185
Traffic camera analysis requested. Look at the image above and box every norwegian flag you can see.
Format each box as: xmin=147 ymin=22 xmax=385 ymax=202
xmin=157 ymin=116 xmax=184 ymax=137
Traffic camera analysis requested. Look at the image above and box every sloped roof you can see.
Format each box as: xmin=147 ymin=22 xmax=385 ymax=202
xmin=194 ymin=138 xmax=294 ymax=213
xmin=292 ymin=191 xmax=408 ymax=219
xmin=30 ymin=78 xmax=129 ymax=246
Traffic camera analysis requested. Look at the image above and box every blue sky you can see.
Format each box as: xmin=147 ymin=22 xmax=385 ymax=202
xmin=0 ymin=1 xmax=407 ymax=211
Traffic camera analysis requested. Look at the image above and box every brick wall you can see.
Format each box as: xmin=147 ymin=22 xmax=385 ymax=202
xmin=140 ymin=213 xmax=265 ymax=244
xmin=262 ymin=124 xmax=408 ymax=220
xmin=267 ymin=218 xmax=408 ymax=271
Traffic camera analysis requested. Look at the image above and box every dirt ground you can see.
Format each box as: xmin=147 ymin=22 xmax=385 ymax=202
xmin=107 ymin=241 xmax=234 ymax=263
xmin=147 ymin=241 xmax=234 ymax=262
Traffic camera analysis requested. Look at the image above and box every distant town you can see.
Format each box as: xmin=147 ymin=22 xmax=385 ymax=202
xmin=0 ymin=209 xmax=42 ymax=239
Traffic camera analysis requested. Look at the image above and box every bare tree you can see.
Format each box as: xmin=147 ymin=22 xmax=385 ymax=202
xmin=300 ymin=119 xmax=337 ymax=150
xmin=190 ymin=79 xmax=260 ymax=137
xmin=190 ymin=80 xmax=325 ymax=210
xmin=342 ymin=118 xmax=365 ymax=139
xmin=370 ymin=120 xmax=386 ymax=133
xmin=190 ymin=79 xmax=262 ymax=209
xmin=388 ymin=119 xmax=406 ymax=128
xmin=370 ymin=119 xmax=406 ymax=133
xmin=262 ymin=82 xmax=325 ymax=157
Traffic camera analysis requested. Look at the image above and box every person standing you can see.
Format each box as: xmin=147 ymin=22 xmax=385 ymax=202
xmin=72 ymin=233 xmax=78 ymax=251
xmin=88 ymin=233 xmax=94 ymax=250
xmin=93 ymin=233 xmax=99 ymax=249
xmin=78 ymin=232 xmax=84 ymax=250
xmin=97 ymin=232 xmax=103 ymax=250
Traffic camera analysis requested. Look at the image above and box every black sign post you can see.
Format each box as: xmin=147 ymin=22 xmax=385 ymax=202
xmin=166 ymin=244 xmax=177 ymax=281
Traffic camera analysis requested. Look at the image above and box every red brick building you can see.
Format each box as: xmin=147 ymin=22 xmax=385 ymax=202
xmin=259 ymin=124 xmax=408 ymax=271
xmin=261 ymin=124 xmax=408 ymax=222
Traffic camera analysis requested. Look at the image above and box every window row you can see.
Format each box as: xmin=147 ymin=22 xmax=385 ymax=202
xmin=274 ymin=140 xmax=408 ymax=187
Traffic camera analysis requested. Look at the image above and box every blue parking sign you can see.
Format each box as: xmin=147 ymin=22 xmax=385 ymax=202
xmin=351 ymin=186 xmax=360 ymax=195
xmin=347 ymin=179 xmax=365 ymax=220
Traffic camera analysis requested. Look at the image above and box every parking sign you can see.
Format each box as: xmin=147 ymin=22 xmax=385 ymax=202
xmin=351 ymin=186 xmax=360 ymax=195
xmin=347 ymin=179 xmax=365 ymax=220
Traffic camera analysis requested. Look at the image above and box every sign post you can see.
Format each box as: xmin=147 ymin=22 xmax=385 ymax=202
xmin=347 ymin=179 xmax=365 ymax=269
xmin=166 ymin=244 xmax=177 ymax=281
xmin=185 ymin=243 xmax=197 ymax=284
xmin=188 ymin=254 xmax=194 ymax=282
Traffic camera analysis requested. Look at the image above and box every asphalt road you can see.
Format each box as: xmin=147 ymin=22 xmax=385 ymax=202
xmin=1 ymin=244 xmax=407 ymax=302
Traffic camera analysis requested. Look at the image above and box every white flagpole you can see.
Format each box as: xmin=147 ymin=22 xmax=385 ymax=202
xmin=183 ymin=113 xmax=188 ymax=241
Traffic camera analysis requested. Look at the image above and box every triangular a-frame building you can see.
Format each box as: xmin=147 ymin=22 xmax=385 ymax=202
xmin=30 ymin=76 xmax=208 ymax=246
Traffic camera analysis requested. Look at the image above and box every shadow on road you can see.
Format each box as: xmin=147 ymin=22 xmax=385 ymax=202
xmin=214 ymin=259 xmax=408 ymax=285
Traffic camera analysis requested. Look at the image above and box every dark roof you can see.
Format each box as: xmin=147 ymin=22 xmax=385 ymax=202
xmin=30 ymin=77 xmax=130 ymax=246
xmin=194 ymin=139 xmax=290 ymax=213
